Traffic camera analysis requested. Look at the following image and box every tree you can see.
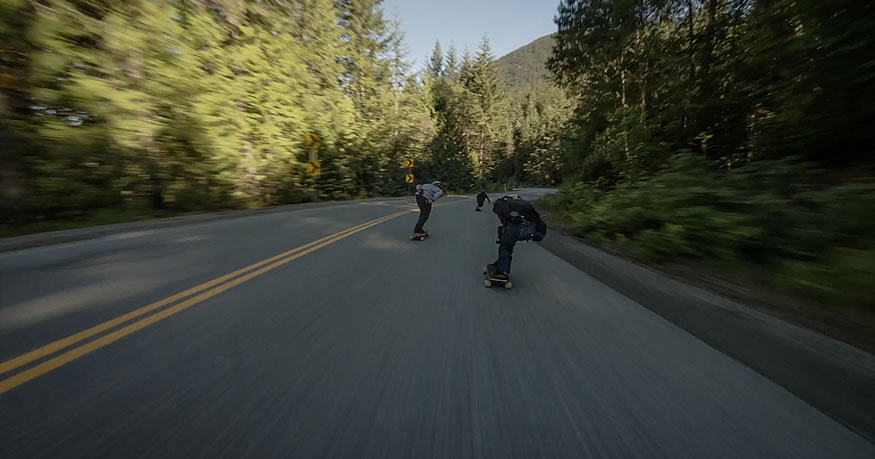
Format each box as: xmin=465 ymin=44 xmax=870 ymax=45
xmin=427 ymin=40 xmax=443 ymax=78
xmin=509 ymin=80 xmax=573 ymax=185
xmin=1 ymin=0 xmax=436 ymax=225
xmin=427 ymin=78 xmax=477 ymax=190
xmin=336 ymin=0 xmax=400 ymax=196
xmin=443 ymin=42 xmax=459 ymax=80
xmin=742 ymin=0 xmax=875 ymax=164
xmin=459 ymin=49 xmax=474 ymax=86
xmin=462 ymin=37 xmax=511 ymax=181
xmin=548 ymin=0 xmax=875 ymax=184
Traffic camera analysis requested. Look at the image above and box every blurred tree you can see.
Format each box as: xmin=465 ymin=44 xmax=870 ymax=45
xmin=0 ymin=0 xmax=434 ymax=225
xmin=743 ymin=0 xmax=875 ymax=165
xmin=10 ymin=0 xmax=869 ymax=232
xmin=443 ymin=43 xmax=458 ymax=80
xmin=426 ymin=40 xmax=442 ymax=79
xmin=463 ymin=37 xmax=511 ymax=182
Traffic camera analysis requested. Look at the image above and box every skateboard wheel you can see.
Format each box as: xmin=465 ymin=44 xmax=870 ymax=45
xmin=484 ymin=280 xmax=492 ymax=288
xmin=504 ymin=282 xmax=513 ymax=289
xmin=482 ymin=266 xmax=488 ymax=274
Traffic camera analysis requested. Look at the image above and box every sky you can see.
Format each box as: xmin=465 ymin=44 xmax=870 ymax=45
xmin=381 ymin=0 xmax=559 ymax=70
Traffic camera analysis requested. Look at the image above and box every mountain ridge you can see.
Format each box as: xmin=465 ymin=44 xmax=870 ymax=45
xmin=496 ymin=34 xmax=555 ymax=88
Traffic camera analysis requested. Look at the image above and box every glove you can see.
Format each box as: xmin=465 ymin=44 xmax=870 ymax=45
xmin=532 ymin=232 xmax=544 ymax=242
xmin=427 ymin=199 xmax=433 ymax=204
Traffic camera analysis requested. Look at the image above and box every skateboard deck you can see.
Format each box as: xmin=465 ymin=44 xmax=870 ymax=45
xmin=483 ymin=264 xmax=512 ymax=289
xmin=410 ymin=232 xmax=429 ymax=241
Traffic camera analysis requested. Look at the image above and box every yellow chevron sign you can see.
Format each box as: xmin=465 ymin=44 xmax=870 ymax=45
xmin=305 ymin=133 xmax=321 ymax=149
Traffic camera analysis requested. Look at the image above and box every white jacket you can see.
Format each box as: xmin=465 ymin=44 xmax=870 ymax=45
xmin=416 ymin=183 xmax=444 ymax=201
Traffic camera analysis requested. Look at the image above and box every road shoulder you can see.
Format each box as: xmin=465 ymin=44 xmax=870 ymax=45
xmin=539 ymin=226 xmax=875 ymax=442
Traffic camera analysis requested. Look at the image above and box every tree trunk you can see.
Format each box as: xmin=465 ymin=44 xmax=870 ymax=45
xmin=479 ymin=118 xmax=485 ymax=179
xmin=702 ymin=0 xmax=717 ymax=79
xmin=687 ymin=0 xmax=697 ymax=83
xmin=619 ymin=52 xmax=629 ymax=160
xmin=641 ymin=59 xmax=648 ymax=122
xmin=700 ymin=0 xmax=718 ymax=158
xmin=620 ymin=53 xmax=627 ymax=109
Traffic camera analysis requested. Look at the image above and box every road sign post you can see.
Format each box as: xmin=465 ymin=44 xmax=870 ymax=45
xmin=403 ymin=158 xmax=414 ymax=196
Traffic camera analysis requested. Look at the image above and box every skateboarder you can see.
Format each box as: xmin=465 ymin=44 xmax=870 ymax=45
xmin=488 ymin=195 xmax=547 ymax=280
xmin=474 ymin=191 xmax=491 ymax=211
xmin=412 ymin=181 xmax=444 ymax=238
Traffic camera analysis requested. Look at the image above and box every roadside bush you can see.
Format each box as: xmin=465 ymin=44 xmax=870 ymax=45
xmin=544 ymin=153 xmax=875 ymax=309
xmin=780 ymin=248 xmax=875 ymax=310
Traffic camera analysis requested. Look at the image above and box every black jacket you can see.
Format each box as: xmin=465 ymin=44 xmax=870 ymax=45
xmin=492 ymin=197 xmax=547 ymax=237
xmin=476 ymin=191 xmax=491 ymax=204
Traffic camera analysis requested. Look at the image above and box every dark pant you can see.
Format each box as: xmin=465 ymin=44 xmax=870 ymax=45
xmin=494 ymin=222 xmax=536 ymax=274
xmin=413 ymin=194 xmax=432 ymax=233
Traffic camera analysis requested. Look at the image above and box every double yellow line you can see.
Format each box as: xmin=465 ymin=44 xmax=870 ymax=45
xmin=0 ymin=209 xmax=410 ymax=395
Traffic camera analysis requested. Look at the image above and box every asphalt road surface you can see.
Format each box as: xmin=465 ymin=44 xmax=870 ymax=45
xmin=1 ymin=189 xmax=872 ymax=458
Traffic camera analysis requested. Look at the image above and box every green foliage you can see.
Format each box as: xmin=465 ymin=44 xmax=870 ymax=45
xmin=443 ymin=43 xmax=459 ymax=80
xmin=779 ymin=249 xmax=875 ymax=310
xmin=509 ymin=80 xmax=573 ymax=185
xmin=544 ymin=154 xmax=875 ymax=309
xmin=420 ymin=37 xmax=513 ymax=189
xmin=550 ymin=0 xmax=875 ymax=176
xmin=1 ymin=0 xmax=435 ymax=226
xmin=743 ymin=0 xmax=875 ymax=163
xmin=427 ymin=41 xmax=443 ymax=78
xmin=542 ymin=1 xmax=875 ymax=313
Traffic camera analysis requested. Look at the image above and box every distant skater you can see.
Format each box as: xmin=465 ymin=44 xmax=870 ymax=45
xmin=411 ymin=181 xmax=444 ymax=238
xmin=474 ymin=191 xmax=491 ymax=211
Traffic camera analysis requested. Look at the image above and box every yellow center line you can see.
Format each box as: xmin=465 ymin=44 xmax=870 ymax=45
xmin=0 ymin=209 xmax=408 ymax=383
xmin=0 ymin=210 xmax=407 ymax=395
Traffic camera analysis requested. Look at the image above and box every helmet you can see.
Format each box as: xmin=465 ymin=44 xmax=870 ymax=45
xmin=433 ymin=181 xmax=441 ymax=187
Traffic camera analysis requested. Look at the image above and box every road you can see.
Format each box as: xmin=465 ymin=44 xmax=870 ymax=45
xmin=0 ymin=189 xmax=872 ymax=458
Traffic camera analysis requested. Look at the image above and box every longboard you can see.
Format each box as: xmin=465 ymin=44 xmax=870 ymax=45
xmin=483 ymin=264 xmax=512 ymax=289
xmin=410 ymin=233 xmax=429 ymax=241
